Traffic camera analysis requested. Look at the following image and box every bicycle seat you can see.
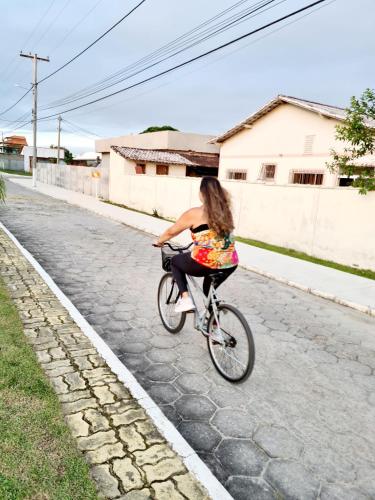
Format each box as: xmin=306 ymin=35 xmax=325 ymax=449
xmin=208 ymin=271 xmax=226 ymax=282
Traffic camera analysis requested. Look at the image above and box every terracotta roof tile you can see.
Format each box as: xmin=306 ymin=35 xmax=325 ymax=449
xmin=112 ymin=146 xmax=219 ymax=168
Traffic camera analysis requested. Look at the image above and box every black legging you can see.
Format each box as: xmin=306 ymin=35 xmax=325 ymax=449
xmin=171 ymin=252 xmax=237 ymax=296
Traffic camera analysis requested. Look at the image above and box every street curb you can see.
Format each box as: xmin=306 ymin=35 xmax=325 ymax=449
xmin=240 ymin=263 xmax=375 ymax=318
xmin=0 ymin=221 xmax=233 ymax=500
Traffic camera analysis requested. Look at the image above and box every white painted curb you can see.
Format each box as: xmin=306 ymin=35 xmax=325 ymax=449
xmin=0 ymin=221 xmax=233 ymax=500
xmin=240 ymin=263 xmax=375 ymax=318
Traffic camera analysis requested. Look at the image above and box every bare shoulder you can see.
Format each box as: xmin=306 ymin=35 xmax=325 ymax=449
xmin=180 ymin=206 xmax=202 ymax=220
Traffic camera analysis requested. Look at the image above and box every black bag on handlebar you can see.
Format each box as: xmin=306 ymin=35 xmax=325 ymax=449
xmin=161 ymin=247 xmax=178 ymax=272
xmin=160 ymin=243 xmax=192 ymax=272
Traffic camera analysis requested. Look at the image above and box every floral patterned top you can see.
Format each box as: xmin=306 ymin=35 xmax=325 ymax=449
xmin=191 ymin=224 xmax=239 ymax=269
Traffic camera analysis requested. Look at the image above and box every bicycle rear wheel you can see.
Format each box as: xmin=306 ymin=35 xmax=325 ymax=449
xmin=157 ymin=273 xmax=186 ymax=333
xmin=207 ymin=303 xmax=255 ymax=383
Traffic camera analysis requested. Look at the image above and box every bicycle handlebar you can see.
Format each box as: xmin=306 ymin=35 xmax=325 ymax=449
xmin=152 ymin=242 xmax=193 ymax=252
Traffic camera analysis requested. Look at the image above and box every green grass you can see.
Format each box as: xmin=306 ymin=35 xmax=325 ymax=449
xmin=0 ymin=169 xmax=31 ymax=176
xmin=0 ymin=280 xmax=99 ymax=500
xmin=102 ymin=199 xmax=175 ymax=222
xmin=236 ymin=236 xmax=375 ymax=281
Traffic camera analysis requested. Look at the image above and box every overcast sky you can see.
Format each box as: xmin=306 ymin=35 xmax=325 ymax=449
xmin=0 ymin=0 xmax=374 ymax=154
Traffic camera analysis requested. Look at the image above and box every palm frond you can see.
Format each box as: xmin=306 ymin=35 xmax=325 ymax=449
xmin=0 ymin=175 xmax=6 ymax=203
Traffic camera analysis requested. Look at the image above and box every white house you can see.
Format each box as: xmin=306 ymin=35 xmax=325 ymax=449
xmin=212 ymin=95 xmax=375 ymax=187
xmin=22 ymin=146 xmax=65 ymax=172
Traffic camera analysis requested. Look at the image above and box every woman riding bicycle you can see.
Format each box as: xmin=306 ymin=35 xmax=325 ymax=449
xmin=154 ymin=176 xmax=238 ymax=312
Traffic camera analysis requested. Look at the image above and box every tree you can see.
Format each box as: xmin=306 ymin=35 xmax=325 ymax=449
xmin=0 ymin=176 xmax=6 ymax=203
xmin=64 ymin=148 xmax=74 ymax=165
xmin=140 ymin=125 xmax=179 ymax=134
xmin=327 ymin=88 xmax=375 ymax=194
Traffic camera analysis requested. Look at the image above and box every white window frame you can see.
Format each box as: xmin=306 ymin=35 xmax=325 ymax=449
xmin=258 ymin=163 xmax=276 ymax=182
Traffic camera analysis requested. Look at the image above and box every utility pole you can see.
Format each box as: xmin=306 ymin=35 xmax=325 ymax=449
xmin=20 ymin=52 xmax=49 ymax=188
xmin=56 ymin=115 xmax=62 ymax=165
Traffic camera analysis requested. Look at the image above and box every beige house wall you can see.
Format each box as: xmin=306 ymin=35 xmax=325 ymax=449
xmin=218 ymin=103 xmax=345 ymax=186
xmin=96 ymin=131 xmax=219 ymax=154
xmin=105 ymin=151 xmax=186 ymax=181
xmin=107 ymin=171 xmax=375 ymax=270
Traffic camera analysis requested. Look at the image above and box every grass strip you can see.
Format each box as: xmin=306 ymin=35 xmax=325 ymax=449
xmin=236 ymin=236 xmax=375 ymax=281
xmin=0 ymin=169 xmax=31 ymax=176
xmin=0 ymin=279 xmax=98 ymax=500
xmin=102 ymin=199 xmax=175 ymax=222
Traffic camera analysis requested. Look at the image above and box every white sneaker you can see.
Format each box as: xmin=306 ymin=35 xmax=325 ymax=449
xmin=175 ymin=296 xmax=195 ymax=313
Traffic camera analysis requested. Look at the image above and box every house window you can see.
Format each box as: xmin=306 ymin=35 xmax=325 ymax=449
xmin=227 ymin=169 xmax=247 ymax=181
xmin=304 ymin=135 xmax=315 ymax=155
xmin=135 ymin=163 xmax=146 ymax=174
xmin=156 ymin=164 xmax=169 ymax=175
xmin=291 ymin=171 xmax=324 ymax=185
xmin=259 ymin=163 xmax=276 ymax=181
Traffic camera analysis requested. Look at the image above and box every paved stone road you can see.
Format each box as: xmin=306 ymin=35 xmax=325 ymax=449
xmin=0 ymin=228 xmax=209 ymax=500
xmin=2 ymin=181 xmax=375 ymax=500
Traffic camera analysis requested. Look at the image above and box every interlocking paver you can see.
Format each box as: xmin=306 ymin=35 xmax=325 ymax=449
xmin=85 ymin=442 xmax=126 ymax=464
xmin=2 ymin=181 xmax=375 ymax=499
xmin=151 ymin=480 xmax=185 ymax=499
xmin=65 ymin=411 xmax=90 ymax=437
xmin=112 ymin=457 xmax=144 ymax=491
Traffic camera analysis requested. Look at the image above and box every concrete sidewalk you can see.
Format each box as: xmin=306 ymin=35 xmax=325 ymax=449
xmin=5 ymin=174 xmax=375 ymax=316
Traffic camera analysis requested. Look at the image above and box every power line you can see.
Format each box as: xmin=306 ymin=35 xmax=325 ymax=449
xmin=44 ymin=0 xmax=278 ymax=109
xmin=77 ymin=0 xmax=336 ymax=121
xmin=30 ymin=0 xmax=73 ymax=52
xmin=0 ymin=0 xmax=57 ymax=84
xmin=0 ymin=0 xmax=147 ymax=119
xmin=38 ymin=0 xmax=329 ymax=121
xmin=0 ymin=87 xmax=32 ymax=117
xmin=63 ymin=118 xmax=100 ymax=137
xmin=39 ymin=0 xmax=148 ymax=84
xmin=49 ymin=0 xmax=104 ymax=56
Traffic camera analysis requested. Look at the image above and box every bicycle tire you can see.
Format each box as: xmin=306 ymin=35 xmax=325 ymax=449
xmin=207 ymin=303 xmax=255 ymax=383
xmin=157 ymin=273 xmax=186 ymax=334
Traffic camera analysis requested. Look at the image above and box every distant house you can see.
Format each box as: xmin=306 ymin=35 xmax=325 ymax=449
xmin=22 ymin=146 xmax=65 ymax=172
xmin=111 ymin=146 xmax=218 ymax=177
xmin=96 ymin=130 xmax=219 ymax=178
xmin=71 ymin=152 xmax=101 ymax=167
xmin=95 ymin=130 xmax=219 ymax=207
xmin=0 ymin=135 xmax=27 ymax=154
xmin=212 ymin=95 xmax=375 ymax=187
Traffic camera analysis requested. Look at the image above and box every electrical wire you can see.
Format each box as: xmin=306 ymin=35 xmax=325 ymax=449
xmin=0 ymin=88 xmax=32 ymax=118
xmin=39 ymin=0 xmax=148 ymax=84
xmin=38 ymin=0 xmax=329 ymax=121
xmin=0 ymin=0 xmax=147 ymax=118
xmin=30 ymin=0 xmax=73 ymax=52
xmin=49 ymin=0 xmax=104 ymax=56
xmin=44 ymin=0 xmax=279 ymax=109
xmin=63 ymin=118 xmax=100 ymax=137
xmin=0 ymin=0 xmax=57 ymax=84
xmin=71 ymin=0 xmax=337 ymax=122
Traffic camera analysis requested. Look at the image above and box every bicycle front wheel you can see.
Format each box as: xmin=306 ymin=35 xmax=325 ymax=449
xmin=157 ymin=273 xmax=186 ymax=334
xmin=207 ymin=303 xmax=255 ymax=383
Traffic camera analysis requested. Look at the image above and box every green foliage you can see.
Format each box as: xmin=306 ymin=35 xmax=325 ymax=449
xmin=64 ymin=148 xmax=74 ymax=164
xmin=327 ymin=88 xmax=375 ymax=194
xmin=140 ymin=125 xmax=179 ymax=134
xmin=0 ymin=176 xmax=6 ymax=203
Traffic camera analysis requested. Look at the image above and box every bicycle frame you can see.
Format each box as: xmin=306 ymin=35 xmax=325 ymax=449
xmin=185 ymin=274 xmax=221 ymax=336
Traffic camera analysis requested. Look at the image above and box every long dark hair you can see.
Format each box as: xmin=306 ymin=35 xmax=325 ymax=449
xmin=200 ymin=177 xmax=234 ymax=237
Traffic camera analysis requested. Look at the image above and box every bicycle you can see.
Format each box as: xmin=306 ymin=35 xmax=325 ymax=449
xmin=155 ymin=242 xmax=255 ymax=383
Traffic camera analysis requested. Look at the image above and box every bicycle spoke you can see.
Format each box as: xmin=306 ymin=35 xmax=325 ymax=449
xmin=208 ymin=304 xmax=254 ymax=382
